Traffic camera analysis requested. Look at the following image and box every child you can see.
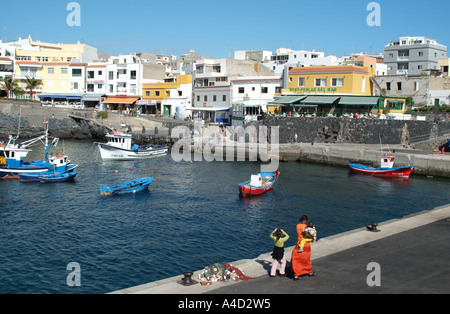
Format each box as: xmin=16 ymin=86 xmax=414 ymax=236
xmin=269 ymin=228 xmax=289 ymax=277
xmin=298 ymin=221 xmax=317 ymax=253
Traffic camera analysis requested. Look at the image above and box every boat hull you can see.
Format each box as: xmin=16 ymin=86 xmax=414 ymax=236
xmin=19 ymin=164 xmax=78 ymax=182
xmin=238 ymin=171 xmax=280 ymax=197
xmin=348 ymin=164 xmax=414 ymax=178
xmin=0 ymin=166 xmax=51 ymax=179
xmin=39 ymin=172 xmax=78 ymax=183
xmin=98 ymin=144 xmax=168 ymax=161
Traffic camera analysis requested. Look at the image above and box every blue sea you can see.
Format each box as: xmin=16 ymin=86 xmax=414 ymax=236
xmin=0 ymin=140 xmax=449 ymax=294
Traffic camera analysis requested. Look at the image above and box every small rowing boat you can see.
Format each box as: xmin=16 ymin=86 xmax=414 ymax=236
xmin=100 ymin=177 xmax=154 ymax=196
xmin=238 ymin=171 xmax=280 ymax=197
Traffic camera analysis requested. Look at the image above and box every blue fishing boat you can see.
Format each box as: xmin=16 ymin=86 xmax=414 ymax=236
xmin=1 ymin=121 xmax=77 ymax=180
xmin=19 ymin=157 xmax=77 ymax=182
xmin=100 ymin=177 xmax=154 ymax=196
xmin=39 ymin=172 xmax=78 ymax=183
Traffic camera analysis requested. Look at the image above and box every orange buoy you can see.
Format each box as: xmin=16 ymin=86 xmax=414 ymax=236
xmin=130 ymin=167 xmax=133 ymax=171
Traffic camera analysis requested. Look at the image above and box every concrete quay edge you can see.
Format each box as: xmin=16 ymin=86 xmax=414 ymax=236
xmin=110 ymin=204 xmax=450 ymax=294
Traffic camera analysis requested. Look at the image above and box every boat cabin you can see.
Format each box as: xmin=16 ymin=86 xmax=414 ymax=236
xmin=105 ymin=132 xmax=133 ymax=150
xmin=380 ymin=155 xmax=395 ymax=169
xmin=0 ymin=144 xmax=32 ymax=168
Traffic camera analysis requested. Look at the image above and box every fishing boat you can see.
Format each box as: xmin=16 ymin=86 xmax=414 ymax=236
xmin=238 ymin=171 xmax=280 ymax=197
xmin=348 ymin=155 xmax=414 ymax=178
xmin=100 ymin=177 xmax=154 ymax=196
xmin=19 ymin=155 xmax=77 ymax=182
xmin=1 ymin=121 xmax=77 ymax=180
xmin=39 ymin=172 xmax=78 ymax=183
xmin=97 ymin=132 xmax=168 ymax=161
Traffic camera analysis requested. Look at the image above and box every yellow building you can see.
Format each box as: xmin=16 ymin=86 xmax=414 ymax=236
xmin=438 ymin=57 xmax=450 ymax=76
xmin=142 ymin=75 xmax=192 ymax=115
xmin=41 ymin=62 xmax=71 ymax=93
xmin=13 ymin=36 xmax=97 ymax=100
xmin=287 ymin=65 xmax=374 ymax=96
xmin=268 ymin=65 xmax=398 ymax=116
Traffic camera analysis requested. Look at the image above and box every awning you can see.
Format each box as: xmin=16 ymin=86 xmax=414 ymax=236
xmin=189 ymin=107 xmax=231 ymax=112
xmin=102 ymin=97 xmax=139 ymax=104
xmin=38 ymin=93 xmax=83 ymax=100
xmin=268 ymin=95 xmax=307 ymax=105
xmin=83 ymin=94 xmax=104 ymax=101
xmin=338 ymin=96 xmax=380 ymax=106
xmin=301 ymin=96 xmax=340 ymax=105
xmin=0 ymin=60 xmax=13 ymax=65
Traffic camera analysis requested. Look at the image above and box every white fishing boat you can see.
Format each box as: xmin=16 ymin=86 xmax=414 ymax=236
xmin=97 ymin=132 xmax=168 ymax=161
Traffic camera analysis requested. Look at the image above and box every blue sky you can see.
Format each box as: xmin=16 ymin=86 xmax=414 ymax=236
xmin=1 ymin=0 xmax=449 ymax=58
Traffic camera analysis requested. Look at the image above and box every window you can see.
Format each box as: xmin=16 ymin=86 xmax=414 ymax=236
xmin=362 ymin=77 xmax=366 ymax=93
xmin=48 ymin=68 xmax=55 ymax=74
xmin=155 ymin=91 xmax=160 ymax=96
xmin=331 ymin=78 xmax=344 ymax=87
xmin=315 ymin=78 xmax=326 ymax=87
xmin=213 ymin=95 xmax=217 ymax=101
xmin=397 ymin=82 xmax=402 ymax=90
xmin=238 ymin=87 xmax=245 ymax=94
xmin=109 ymin=71 xmax=114 ymax=80
xmin=87 ymin=84 xmax=94 ymax=92
xmin=109 ymin=85 xmax=113 ymax=93
xmin=145 ymin=91 xmax=150 ymax=96
xmin=298 ymin=77 xmax=305 ymax=87
xmin=130 ymin=70 xmax=137 ymax=80
xmin=73 ymin=82 xmax=79 ymax=90
xmin=414 ymin=82 xmax=419 ymax=91
xmin=130 ymin=84 xmax=136 ymax=94
xmin=61 ymin=68 xmax=68 ymax=74
xmin=222 ymin=95 xmax=226 ymax=101
xmin=261 ymin=87 xmax=268 ymax=93
xmin=418 ymin=65 xmax=423 ymax=70
xmin=204 ymin=95 xmax=207 ymax=102
xmin=386 ymin=82 xmax=391 ymax=91
xmin=88 ymin=71 xmax=94 ymax=79
xmin=418 ymin=51 xmax=424 ymax=57
xmin=98 ymin=71 xmax=102 ymax=76
xmin=72 ymin=69 xmax=82 ymax=77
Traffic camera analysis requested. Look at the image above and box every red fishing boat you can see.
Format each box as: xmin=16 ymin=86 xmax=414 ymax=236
xmin=349 ymin=155 xmax=414 ymax=178
xmin=238 ymin=171 xmax=280 ymax=197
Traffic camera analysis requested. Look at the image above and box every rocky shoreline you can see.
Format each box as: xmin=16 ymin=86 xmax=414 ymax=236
xmin=0 ymin=112 xmax=110 ymax=141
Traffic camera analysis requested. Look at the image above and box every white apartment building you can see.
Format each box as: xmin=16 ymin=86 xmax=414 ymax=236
xmin=0 ymin=41 xmax=15 ymax=80
xmin=230 ymin=76 xmax=282 ymax=127
xmin=160 ymin=80 xmax=193 ymax=120
xmin=106 ymin=55 xmax=143 ymax=97
xmin=262 ymin=48 xmax=341 ymax=76
xmin=84 ymin=63 xmax=107 ymax=107
xmin=192 ymin=59 xmax=232 ymax=124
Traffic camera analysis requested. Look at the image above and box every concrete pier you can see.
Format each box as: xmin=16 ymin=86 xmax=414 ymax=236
xmin=111 ymin=204 xmax=450 ymax=294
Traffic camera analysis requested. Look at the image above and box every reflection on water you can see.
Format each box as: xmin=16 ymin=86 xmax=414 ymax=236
xmin=0 ymin=140 xmax=449 ymax=293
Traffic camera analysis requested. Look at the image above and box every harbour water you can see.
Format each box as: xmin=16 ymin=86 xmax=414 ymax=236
xmin=0 ymin=140 xmax=449 ymax=294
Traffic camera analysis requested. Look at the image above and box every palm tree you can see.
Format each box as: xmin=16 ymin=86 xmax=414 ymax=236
xmin=24 ymin=76 xmax=42 ymax=101
xmin=0 ymin=75 xmax=18 ymax=98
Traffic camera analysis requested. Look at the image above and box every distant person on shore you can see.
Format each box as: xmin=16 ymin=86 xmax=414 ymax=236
xmin=291 ymin=215 xmax=317 ymax=280
xmin=297 ymin=221 xmax=317 ymax=253
xmin=294 ymin=132 xmax=298 ymax=143
xmin=269 ymin=228 xmax=290 ymax=277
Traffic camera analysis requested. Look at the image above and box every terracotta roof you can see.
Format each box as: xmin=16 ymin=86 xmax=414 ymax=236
xmin=16 ymin=61 xmax=43 ymax=65
xmin=289 ymin=66 xmax=368 ymax=75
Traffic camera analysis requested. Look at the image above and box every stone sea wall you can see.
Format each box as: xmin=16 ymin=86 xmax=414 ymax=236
xmin=263 ymin=116 xmax=450 ymax=146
